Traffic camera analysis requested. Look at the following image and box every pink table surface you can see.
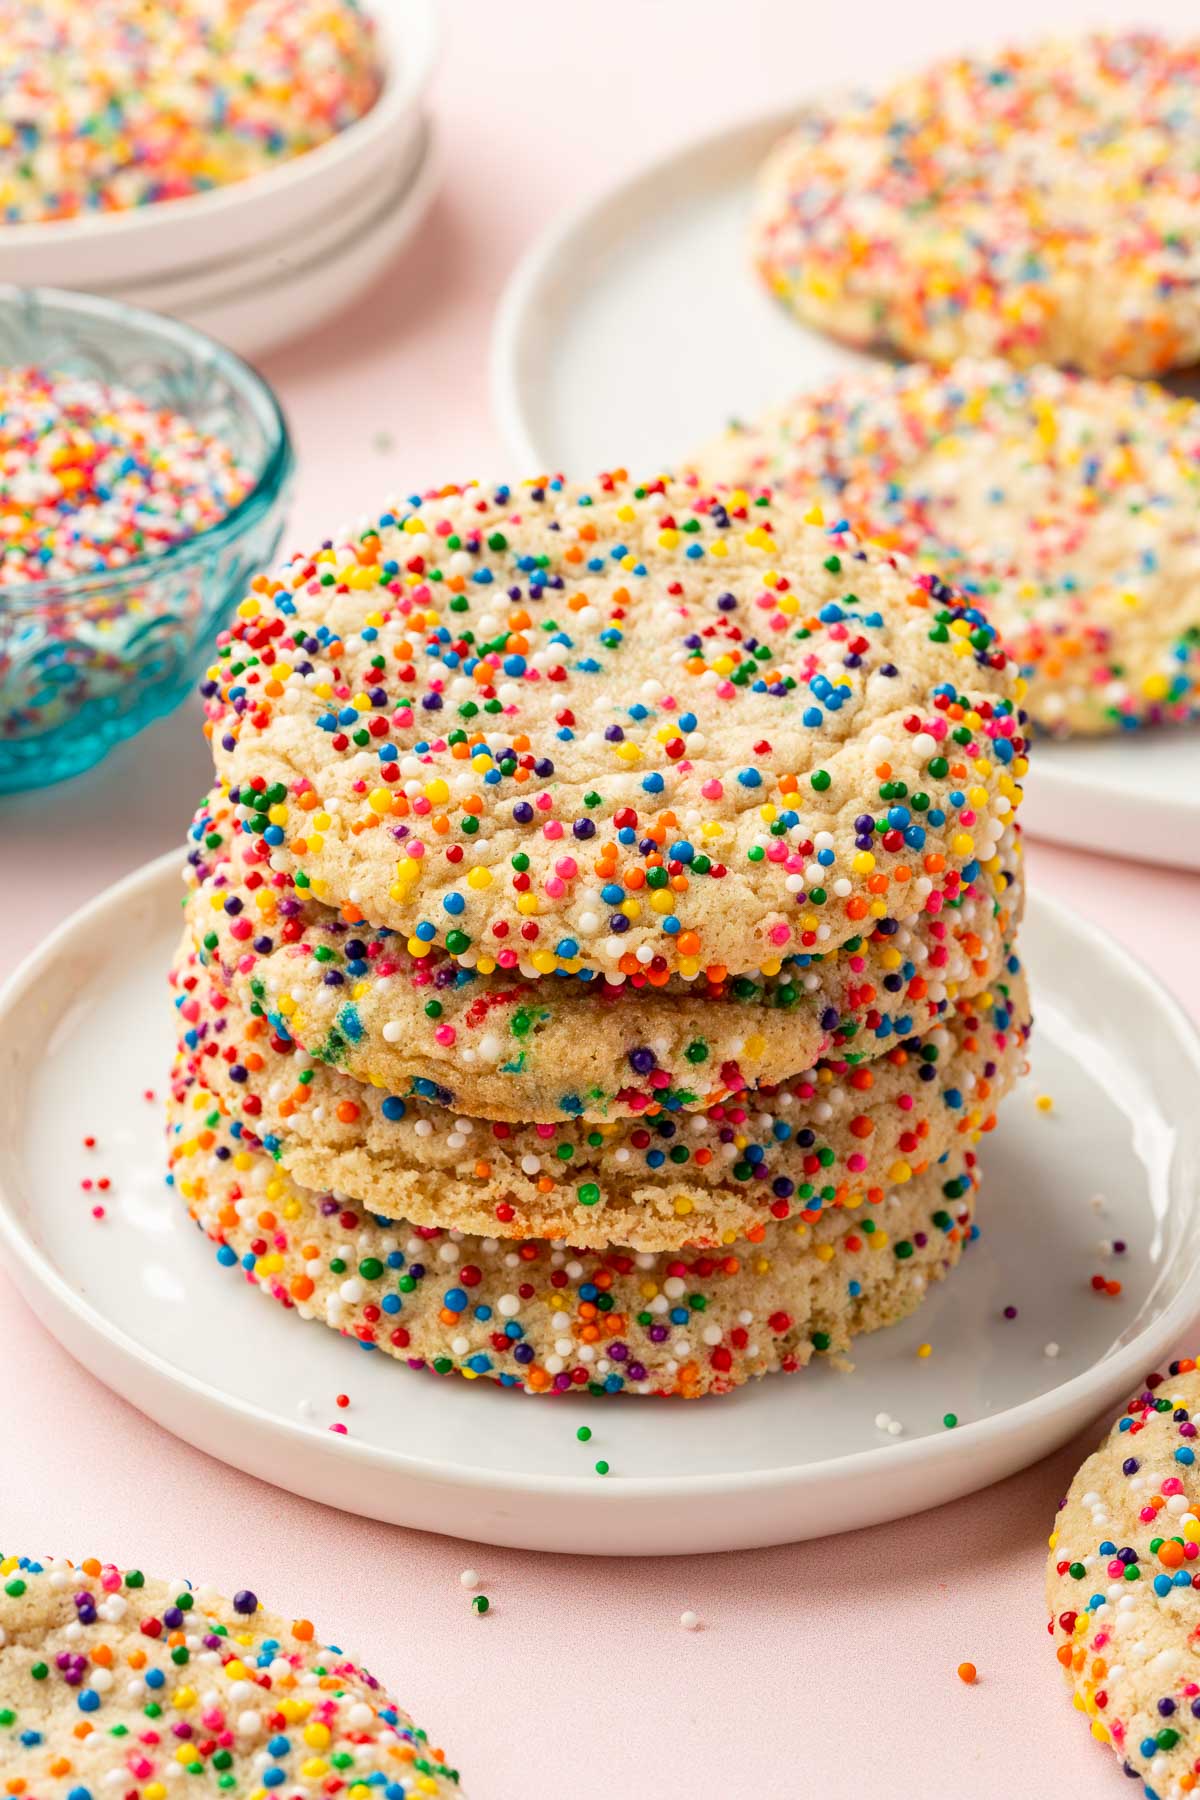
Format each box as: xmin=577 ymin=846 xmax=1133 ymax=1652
xmin=4 ymin=3 xmax=1200 ymax=1793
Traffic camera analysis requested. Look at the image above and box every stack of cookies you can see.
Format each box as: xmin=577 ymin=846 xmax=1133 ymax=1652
xmin=168 ymin=473 xmax=1031 ymax=1398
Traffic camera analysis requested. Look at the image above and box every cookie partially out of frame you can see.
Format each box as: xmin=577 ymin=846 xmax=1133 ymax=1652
xmin=753 ymin=33 xmax=1200 ymax=377
xmin=0 ymin=1554 xmax=463 ymax=1798
xmin=169 ymin=1083 xmax=983 ymax=1398
xmin=1047 ymin=1363 xmax=1200 ymax=1795
xmin=204 ymin=474 xmax=1026 ymax=982
xmin=172 ymin=929 xmax=1029 ymax=1251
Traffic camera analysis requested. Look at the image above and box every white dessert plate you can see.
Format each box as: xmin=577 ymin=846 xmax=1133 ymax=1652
xmin=0 ymin=0 xmax=439 ymax=290
xmin=172 ymin=121 xmax=439 ymax=359
xmin=491 ymin=109 xmax=1200 ymax=872
xmin=2 ymin=855 xmax=1199 ymax=1555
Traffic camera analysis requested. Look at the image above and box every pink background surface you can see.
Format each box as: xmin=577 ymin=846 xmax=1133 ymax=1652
xmin=4 ymin=3 xmax=1200 ymax=1793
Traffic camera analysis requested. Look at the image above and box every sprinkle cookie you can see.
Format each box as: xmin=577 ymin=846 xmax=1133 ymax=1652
xmin=0 ymin=0 xmax=380 ymax=224
xmin=0 ymin=1554 xmax=462 ymax=1797
xmin=695 ymin=361 xmax=1200 ymax=736
xmin=1046 ymin=1362 xmax=1200 ymax=1795
xmin=753 ymin=33 xmax=1200 ymax=377
xmin=184 ymin=787 xmax=1024 ymax=1122
xmin=171 ymin=932 xmax=1030 ymax=1250
xmin=203 ymin=475 xmax=1027 ymax=981
xmin=169 ymin=1085 xmax=982 ymax=1397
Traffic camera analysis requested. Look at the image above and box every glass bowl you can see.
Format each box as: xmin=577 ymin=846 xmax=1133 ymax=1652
xmin=0 ymin=286 xmax=293 ymax=793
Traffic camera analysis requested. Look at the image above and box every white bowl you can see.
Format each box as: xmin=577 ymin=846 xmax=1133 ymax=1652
xmin=176 ymin=121 xmax=440 ymax=358
xmin=0 ymin=0 xmax=438 ymax=290
xmin=112 ymin=118 xmax=431 ymax=315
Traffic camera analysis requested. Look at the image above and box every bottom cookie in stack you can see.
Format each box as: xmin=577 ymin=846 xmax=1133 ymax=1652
xmin=168 ymin=1082 xmax=984 ymax=1400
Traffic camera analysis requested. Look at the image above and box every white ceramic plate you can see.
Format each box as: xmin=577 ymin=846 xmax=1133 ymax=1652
xmin=0 ymin=0 xmax=439 ymax=290
xmin=2 ymin=855 xmax=1199 ymax=1555
xmin=170 ymin=121 xmax=439 ymax=359
xmin=491 ymin=110 xmax=1200 ymax=872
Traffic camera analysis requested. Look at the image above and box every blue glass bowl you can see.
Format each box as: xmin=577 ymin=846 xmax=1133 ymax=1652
xmin=0 ymin=286 xmax=293 ymax=792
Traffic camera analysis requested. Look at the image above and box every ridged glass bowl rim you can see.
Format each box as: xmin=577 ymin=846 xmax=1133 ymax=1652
xmin=0 ymin=285 xmax=293 ymax=613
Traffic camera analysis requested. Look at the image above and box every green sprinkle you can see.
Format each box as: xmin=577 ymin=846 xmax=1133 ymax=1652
xmin=943 ymin=1413 xmax=958 ymax=1429
xmin=594 ymin=1460 xmax=610 ymax=1476
xmin=576 ymin=1425 xmax=592 ymax=1442
xmin=471 ymin=1594 xmax=490 ymax=1615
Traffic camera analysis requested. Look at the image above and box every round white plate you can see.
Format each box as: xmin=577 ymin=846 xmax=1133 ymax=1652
xmin=173 ymin=120 xmax=439 ymax=359
xmin=0 ymin=0 xmax=439 ymax=290
xmin=3 ymin=856 xmax=1200 ymax=1555
xmin=491 ymin=110 xmax=1200 ymax=872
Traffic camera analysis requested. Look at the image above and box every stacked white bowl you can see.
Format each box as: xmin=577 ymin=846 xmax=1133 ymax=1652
xmin=0 ymin=0 xmax=439 ymax=358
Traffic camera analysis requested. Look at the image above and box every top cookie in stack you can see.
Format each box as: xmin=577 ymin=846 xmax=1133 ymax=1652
xmin=175 ymin=473 xmax=1031 ymax=1396
xmin=202 ymin=475 xmax=1025 ymax=1104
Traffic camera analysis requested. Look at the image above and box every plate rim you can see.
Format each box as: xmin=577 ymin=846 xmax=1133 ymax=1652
xmin=3 ymin=851 xmax=1200 ymax=1518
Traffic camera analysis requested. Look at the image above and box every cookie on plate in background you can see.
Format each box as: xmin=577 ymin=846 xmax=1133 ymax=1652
xmin=752 ymin=33 xmax=1200 ymax=377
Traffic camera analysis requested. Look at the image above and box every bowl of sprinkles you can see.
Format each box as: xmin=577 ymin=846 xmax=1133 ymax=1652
xmin=0 ymin=285 xmax=292 ymax=792
xmin=0 ymin=0 xmax=438 ymax=294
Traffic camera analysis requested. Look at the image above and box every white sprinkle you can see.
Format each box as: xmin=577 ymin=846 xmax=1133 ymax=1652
xmin=459 ymin=1569 xmax=481 ymax=1590
xmin=680 ymin=1610 xmax=702 ymax=1631
xmin=1044 ymin=1342 xmax=1061 ymax=1359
